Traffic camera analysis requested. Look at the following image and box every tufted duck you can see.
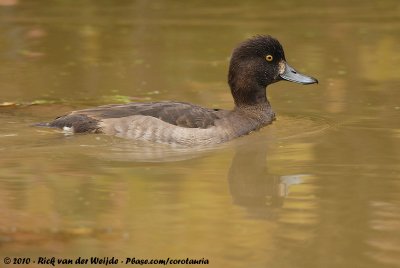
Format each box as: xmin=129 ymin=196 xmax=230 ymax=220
xmin=36 ymin=35 xmax=318 ymax=145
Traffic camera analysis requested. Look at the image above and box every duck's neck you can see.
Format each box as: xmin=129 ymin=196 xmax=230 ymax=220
xmin=229 ymin=86 xmax=274 ymax=126
xmin=231 ymin=84 xmax=270 ymax=110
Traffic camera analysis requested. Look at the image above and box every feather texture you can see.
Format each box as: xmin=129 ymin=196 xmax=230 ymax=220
xmin=48 ymin=101 xmax=230 ymax=133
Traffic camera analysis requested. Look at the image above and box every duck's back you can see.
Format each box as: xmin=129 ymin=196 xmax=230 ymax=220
xmin=49 ymin=102 xmax=227 ymax=130
xmin=79 ymin=101 xmax=224 ymax=128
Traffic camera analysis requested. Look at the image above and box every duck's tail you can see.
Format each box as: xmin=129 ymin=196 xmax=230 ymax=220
xmin=32 ymin=114 xmax=101 ymax=133
xmin=31 ymin=122 xmax=52 ymax=127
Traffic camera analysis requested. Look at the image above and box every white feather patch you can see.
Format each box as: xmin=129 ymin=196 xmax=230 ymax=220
xmin=62 ymin=126 xmax=74 ymax=135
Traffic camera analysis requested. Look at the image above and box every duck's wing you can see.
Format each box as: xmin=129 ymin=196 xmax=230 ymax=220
xmin=46 ymin=101 xmax=228 ymax=132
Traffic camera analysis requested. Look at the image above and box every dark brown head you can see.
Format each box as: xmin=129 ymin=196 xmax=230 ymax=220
xmin=228 ymin=35 xmax=318 ymax=107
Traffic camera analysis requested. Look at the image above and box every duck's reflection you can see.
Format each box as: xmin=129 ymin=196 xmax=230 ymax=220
xmin=227 ymin=137 xmax=304 ymax=215
xmin=228 ymin=142 xmax=284 ymax=208
xmin=92 ymin=133 xmax=304 ymax=213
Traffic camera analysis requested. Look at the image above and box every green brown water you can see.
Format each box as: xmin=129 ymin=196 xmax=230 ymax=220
xmin=1 ymin=1 xmax=400 ymax=267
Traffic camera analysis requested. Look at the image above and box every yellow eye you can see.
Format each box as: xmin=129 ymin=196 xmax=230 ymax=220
xmin=266 ymin=55 xmax=273 ymax=62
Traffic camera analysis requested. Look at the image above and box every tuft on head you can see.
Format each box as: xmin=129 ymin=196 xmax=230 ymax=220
xmin=231 ymin=35 xmax=285 ymax=61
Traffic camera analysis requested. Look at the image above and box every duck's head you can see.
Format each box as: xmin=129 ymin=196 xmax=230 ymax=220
xmin=228 ymin=35 xmax=318 ymax=107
